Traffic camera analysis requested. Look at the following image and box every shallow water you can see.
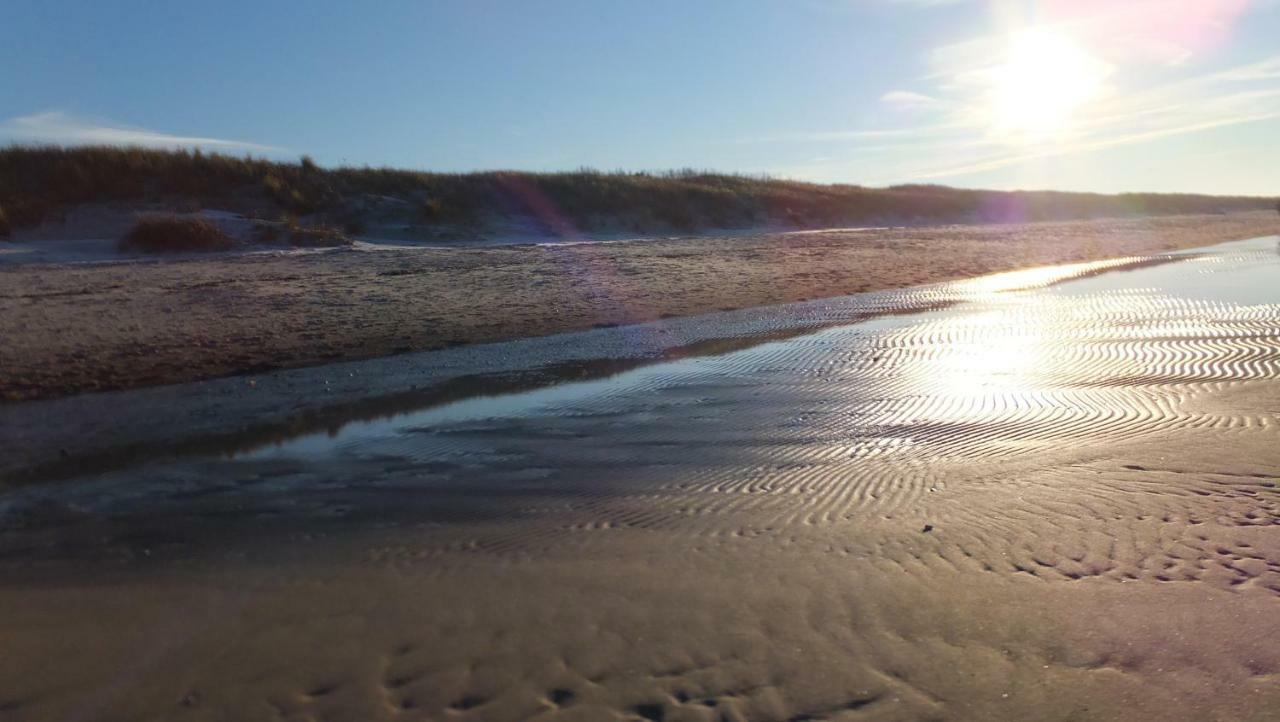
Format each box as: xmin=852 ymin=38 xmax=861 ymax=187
xmin=245 ymin=236 xmax=1280 ymax=461
xmin=2 ymin=236 xmax=1278 ymax=541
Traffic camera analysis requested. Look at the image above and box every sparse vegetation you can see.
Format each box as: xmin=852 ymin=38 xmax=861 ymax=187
xmin=416 ymin=197 xmax=448 ymax=222
xmin=118 ymin=216 xmax=237 ymax=253
xmin=283 ymin=225 xmax=351 ymax=248
xmin=2 ymin=145 xmax=1276 ymax=240
xmin=252 ymin=220 xmax=351 ymax=248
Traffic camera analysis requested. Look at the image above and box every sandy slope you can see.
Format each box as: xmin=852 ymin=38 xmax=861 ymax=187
xmin=2 ymin=212 xmax=1276 ymax=401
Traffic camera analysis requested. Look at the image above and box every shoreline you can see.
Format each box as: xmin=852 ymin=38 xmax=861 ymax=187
xmin=0 ymin=250 xmax=1180 ymax=484
xmin=2 ymin=212 xmax=1275 ymax=404
xmin=0 ymin=237 xmax=1265 ymax=488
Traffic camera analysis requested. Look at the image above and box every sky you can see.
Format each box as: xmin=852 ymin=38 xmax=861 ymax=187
xmin=2 ymin=0 xmax=1279 ymax=195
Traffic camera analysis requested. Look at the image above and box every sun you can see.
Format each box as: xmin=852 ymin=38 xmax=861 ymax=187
xmin=990 ymin=29 xmax=1109 ymax=141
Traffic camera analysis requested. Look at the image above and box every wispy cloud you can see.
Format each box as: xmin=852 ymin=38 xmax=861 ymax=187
xmin=886 ymin=111 xmax=1280 ymax=183
xmin=734 ymin=123 xmax=961 ymax=144
xmin=882 ymin=0 xmax=966 ymax=6
xmin=0 ymin=111 xmax=282 ymax=153
xmin=879 ymin=90 xmax=941 ymax=111
xmin=764 ymin=0 xmax=1278 ymax=187
xmin=869 ymin=50 xmax=1280 ymax=183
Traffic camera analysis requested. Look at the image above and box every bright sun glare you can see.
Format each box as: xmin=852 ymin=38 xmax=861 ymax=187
xmin=991 ymin=29 xmax=1109 ymax=141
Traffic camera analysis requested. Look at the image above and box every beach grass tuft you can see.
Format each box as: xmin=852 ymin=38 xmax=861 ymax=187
xmin=118 ymin=216 xmax=238 ymax=253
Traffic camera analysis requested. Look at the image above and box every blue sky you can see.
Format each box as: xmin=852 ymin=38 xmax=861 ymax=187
xmin=3 ymin=0 xmax=1278 ymax=194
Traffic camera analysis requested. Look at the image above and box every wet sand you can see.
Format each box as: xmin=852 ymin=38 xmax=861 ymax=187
xmin=0 ymin=236 xmax=1277 ymax=721
xmin=2 ymin=212 xmax=1276 ymax=401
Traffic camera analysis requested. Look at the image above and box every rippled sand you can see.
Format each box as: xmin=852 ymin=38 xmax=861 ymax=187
xmin=0 ymin=238 xmax=1277 ymax=721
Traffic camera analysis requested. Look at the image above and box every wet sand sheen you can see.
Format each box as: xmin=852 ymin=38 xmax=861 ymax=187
xmin=0 ymin=237 xmax=1277 ymax=721
xmin=0 ymin=250 xmax=1212 ymax=484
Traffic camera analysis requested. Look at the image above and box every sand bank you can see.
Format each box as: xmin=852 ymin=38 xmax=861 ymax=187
xmin=2 ymin=212 xmax=1276 ymax=401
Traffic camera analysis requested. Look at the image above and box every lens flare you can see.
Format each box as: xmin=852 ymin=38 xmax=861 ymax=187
xmin=990 ymin=29 xmax=1110 ymax=141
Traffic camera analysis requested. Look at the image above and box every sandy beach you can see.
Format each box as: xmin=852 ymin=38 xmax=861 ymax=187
xmin=6 ymin=1 xmax=1280 ymax=719
xmin=2 ymin=212 xmax=1275 ymax=402
xmin=0 ymin=234 xmax=1276 ymax=721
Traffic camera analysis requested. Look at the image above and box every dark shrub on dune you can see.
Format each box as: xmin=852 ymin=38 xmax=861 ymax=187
xmin=286 ymin=225 xmax=351 ymax=247
xmin=251 ymin=221 xmax=351 ymax=248
xmin=0 ymin=205 xmax=9 ymax=237
xmin=118 ymin=216 xmax=237 ymax=253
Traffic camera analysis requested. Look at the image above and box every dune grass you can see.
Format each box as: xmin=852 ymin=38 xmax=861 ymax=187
xmin=2 ymin=145 xmax=1275 ymax=238
xmin=254 ymin=220 xmax=351 ymax=248
xmin=118 ymin=216 xmax=238 ymax=253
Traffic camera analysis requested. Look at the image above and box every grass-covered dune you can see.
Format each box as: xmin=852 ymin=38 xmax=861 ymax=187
xmin=1 ymin=145 xmax=1275 ymax=239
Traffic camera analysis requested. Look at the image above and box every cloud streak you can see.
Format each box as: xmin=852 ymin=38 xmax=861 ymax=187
xmin=879 ymin=90 xmax=942 ymax=111
xmin=870 ymin=52 xmax=1280 ymax=183
xmin=771 ymin=0 xmax=1278 ymax=187
xmin=0 ymin=111 xmax=282 ymax=153
xmin=733 ymin=122 xmax=963 ymax=144
xmin=890 ymin=111 xmax=1280 ymax=183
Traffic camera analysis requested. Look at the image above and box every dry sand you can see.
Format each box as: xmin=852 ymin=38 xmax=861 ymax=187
xmin=5 ymin=428 xmax=1279 ymax=721
xmin=0 ymin=236 xmax=1277 ymax=721
xmin=2 ymin=212 xmax=1276 ymax=401
xmin=3 ymin=419 xmax=1278 ymax=722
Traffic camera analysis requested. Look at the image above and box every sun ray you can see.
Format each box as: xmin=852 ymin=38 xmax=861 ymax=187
xmin=988 ymin=29 xmax=1111 ymax=142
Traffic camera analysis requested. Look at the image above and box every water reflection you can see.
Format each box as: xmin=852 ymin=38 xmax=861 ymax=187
xmin=258 ymin=238 xmax=1280 ymax=465
xmin=2 ymin=237 xmax=1277 ymax=535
